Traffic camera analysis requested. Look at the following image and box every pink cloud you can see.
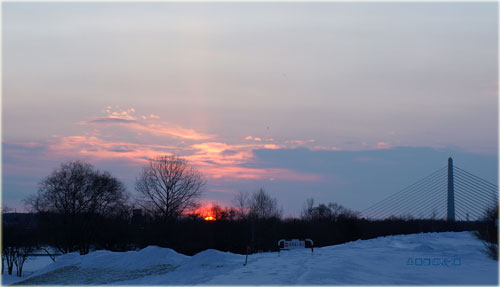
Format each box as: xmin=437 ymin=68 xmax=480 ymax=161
xmin=244 ymin=136 xmax=274 ymax=142
xmin=263 ymin=144 xmax=281 ymax=150
xmin=81 ymin=107 xmax=213 ymax=140
xmin=141 ymin=123 xmax=213 ymax=140
xmin=186 ymin=141 xmax=321 ymax=181
xmin=188 ymin=142 xmax=254 ymax=166
xmin=46 ymin=135 xmax=176 ymax=164
xmin=41 ymin=135 xmax=323 ymax=183
xmin=376 ymin=141 xmax=392 ymax=150
xmin=11 ymin=108 xmax=331 ymax=188
xmin=285 ymin=139 xmax=316 ymax=145
xmin=106 ymin=107 xmax=137 ymax=120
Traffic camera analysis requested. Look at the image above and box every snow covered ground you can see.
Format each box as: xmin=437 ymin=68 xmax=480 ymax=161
xmin=2 ymin=231 xmax=498 ymax=285
xmin=2 ymin=255 xmax=54 ymax=286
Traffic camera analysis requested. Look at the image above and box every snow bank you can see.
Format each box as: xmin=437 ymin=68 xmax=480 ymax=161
xmin=23 ymin=246 xmax=187 ymax=277
xmin=6 ymin=231 xmax=498 ymax=285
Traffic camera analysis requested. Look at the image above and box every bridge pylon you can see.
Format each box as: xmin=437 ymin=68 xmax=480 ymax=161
xmin=447 ymin=157 xmax=455 ymax=221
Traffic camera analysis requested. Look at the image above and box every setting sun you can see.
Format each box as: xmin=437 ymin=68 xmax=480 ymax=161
xmin=195 ymin=204 xmax=218 ymax=221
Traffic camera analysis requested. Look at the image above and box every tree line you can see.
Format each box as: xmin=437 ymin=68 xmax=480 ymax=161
xmin=2 ymin=155 xmax=496 ymax=277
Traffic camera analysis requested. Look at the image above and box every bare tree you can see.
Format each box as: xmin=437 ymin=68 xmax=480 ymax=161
xmin=232 ymin=189 xmax=282 ymax=220
xmin=2 ymin=246 xmax=15 ymax=275
xmin=1 ymin=207 xmax=12 ymax=275
xmin=475 ymin=204 xmax=498 ymax=260
xmin=25 ymin=160 xmax=128 ymax=254
xmin=2 ymin=246 xmax=16 ymax=276
xmin=248 ymin=188 xmax=282 ymax=219
xmin=302 ymin=198 xmax=315 ymax=220
xmin=301 ymin=198 xmax=358 ymax=221
xmin=136 ymin=155 xmax=205 ymax=221
xmin=233 ymin=188 xmax=282 ymax=252
xmin=14 ymin=245 xmax=35 ymax=277
xmin=232 ymin=191 xmax=250 ymax=219
xmin=208 ymin=204 xmax=236 ymax=221
xmin=2 ymin=213 xmax=36 ymax=277
xmin=1 ymin=205 xmax=12 ymax=214
xmin=41 ymin=247 xmax=57 ymax=263
xmin=1 ymin=237 xmax=35 ymax=277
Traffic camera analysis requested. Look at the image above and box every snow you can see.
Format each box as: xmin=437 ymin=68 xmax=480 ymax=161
xmin=1 ymin=255 xmax=54 ymax=285
xmin=2 ymin=231 xmax=497 ymax=285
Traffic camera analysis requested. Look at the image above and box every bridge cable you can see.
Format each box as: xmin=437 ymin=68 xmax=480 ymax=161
xmin=361 ymin=167 xmax=447 ymax=218
xmin=454 ymin=166 xmax=498 ymax=189
xmin=360 ymin=166 xmax=447 ymax=215
xmin=375 ymin=175 xmax=446 ymax=219
xmin=453 ymin=178 xmax=498 ymax=206
xmin=453 ymin=170 xmax=498 ymax=196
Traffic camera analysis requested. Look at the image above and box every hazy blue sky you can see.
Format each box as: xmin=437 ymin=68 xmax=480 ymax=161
xmin=2 ymin=2 xmax=498 ymax=215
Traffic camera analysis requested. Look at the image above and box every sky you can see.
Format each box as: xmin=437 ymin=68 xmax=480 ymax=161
xmin=2 ymin=2 xmax=498 ymax=216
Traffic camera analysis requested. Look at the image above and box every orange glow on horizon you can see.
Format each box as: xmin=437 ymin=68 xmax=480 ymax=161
xmin=195 ymin=204 xmax=218 ymax=221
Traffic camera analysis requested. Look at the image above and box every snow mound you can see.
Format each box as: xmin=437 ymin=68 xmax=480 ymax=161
xmin=412 ymin=243 xmax=436 ymax=252
xmin=190 ymin=249 xmax=242 ymax=265
xmin=28 ymin=246 xmax=187 ymax=276
xmin=12 ymin=246 xmax=188 ymax=285
xmin=80 ymin=246 xmax=188 ymax=270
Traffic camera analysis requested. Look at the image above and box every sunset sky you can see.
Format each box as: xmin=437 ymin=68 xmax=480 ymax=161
xmin=2 ymin=2 xmax=498 ymax=216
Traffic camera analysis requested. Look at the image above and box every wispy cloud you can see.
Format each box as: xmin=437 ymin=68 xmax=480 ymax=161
xmin=104 ymin=107 xmax=137 ymax=120
xmin=80 ymin=107 xmax=214 ymax=140
xmin=46 ymin=135 xmax=176 ymax=163
xmin=39 ymin=135 xmax=323 ymax=183
xmin=376 ymin=141 xmax=392 ymax=150
xmin=244 ymin=136 xmax=274 ymax=142
xmin=183 ymin=141 xmax=321 ymax=182
xmin=199 ymin=165 xmax=322 ymax=181
xmin=285 ymin=139 xmax=316 ymax=145
xmin=88 ymin=118 xmax=136 ymax=124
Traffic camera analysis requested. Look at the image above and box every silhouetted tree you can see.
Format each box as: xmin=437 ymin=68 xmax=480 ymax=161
xmin=475 ymin=203 xmax=498 ymax=260
xmin=25 ymin=160 xmax=128 ymax=254
xmin=232 ymin=188 xmax=282 ymax=252
xmin=14 ymin=245 xmax=35 ymax=277
xmin=302 ymin=198 xmax=357 ymax=221
xmin=208 ymin=204 xmax=237 ymax=221
xmin=2 ymin=227 xmax=16 ymax=276
xmin=232 ymin=191 xmax=250 ymax=219
xmin=2 ymin=247 xmax=15 ymax=276
xmin=248 ymin=188 xmax=282 ymax=219
xmin=136 ymin=155 xmax=205 ymax=221
xmin=2 ymin=216 xmax=37 ymax=277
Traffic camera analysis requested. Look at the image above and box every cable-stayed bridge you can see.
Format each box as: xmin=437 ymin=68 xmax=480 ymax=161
xmin=360 ymin=158 xmax=498 ymax=221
